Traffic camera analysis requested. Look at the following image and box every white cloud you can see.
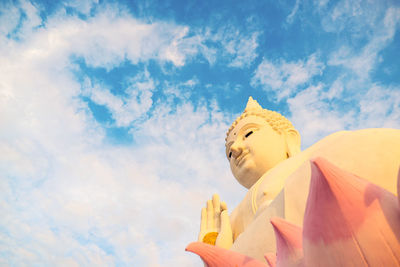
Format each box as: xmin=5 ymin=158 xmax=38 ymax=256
xmin=0 ymin=5 xmax=208 ymax=73
xmin=161 ymin=26 xmax=206 ymax=67
xmin=251 ymin=53 xmax=324 ymax=100
xmin=227 ymin=32 xmax=259 ymax=68
xmin=286 ymin=0 xmax=300 ymax=24
xmin=83 ymin=70 xmax=155 ymax=127
xmin=358 ymin=84 xmax=400 ymax=129
xmin=1 ymin=0 xmax=43 ymax=39
xmin=328 ymin=7 xmax=400 ymax=79
xmin=286 ymin=78 xmax=400 ymax=148
xmin=315 ymin=0 xmax=400 ymax=80
xmin=162 ymin=77 xmax=199 ymax=105
xmin=313 ymin=0 xmax=329 ymax=9
xmin=65 ymin=0 xmax=99 ymax=15
xmin=284 ymin=3 xmax=400 ymax=148
xmin=286 ymin=83 xmax=353 ymax=148
xmin=204 ymin=26 xmax=260 ymax=68
xmin=277 ymin=1 xmax=400 ymax=149
xmin=0 ymin=3 xmax=243 ymax=266
xmin=286 ymin=4 xmax=400 ymax=147
xmin=0 ymin=2 xmax=20 ymax=37
xmin=322 ymin=76 xmax=344 ymax=100
xmin=319 ymin=0 xmax=381 ymax=33
xmin=0 ymin=95 xmax=236 ymax=265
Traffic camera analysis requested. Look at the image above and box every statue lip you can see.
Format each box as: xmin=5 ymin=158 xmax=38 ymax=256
xmin=236 ymin=151 xmax=250 ymax=166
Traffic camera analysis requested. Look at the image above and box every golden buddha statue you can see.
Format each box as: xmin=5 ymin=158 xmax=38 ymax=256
xmin=191 ymin=96 xmax=400 ymax=265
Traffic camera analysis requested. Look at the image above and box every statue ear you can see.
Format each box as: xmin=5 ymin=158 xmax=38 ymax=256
xmin=283 ymin=129 xmax=301 ymax=157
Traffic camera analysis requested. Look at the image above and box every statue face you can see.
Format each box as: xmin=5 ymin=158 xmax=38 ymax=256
xmin=226 ymin=116 xmax=288 ymax=189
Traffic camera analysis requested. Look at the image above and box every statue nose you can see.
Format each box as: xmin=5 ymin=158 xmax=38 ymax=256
xmin=230 ymin=140 xmax=243 ymax=159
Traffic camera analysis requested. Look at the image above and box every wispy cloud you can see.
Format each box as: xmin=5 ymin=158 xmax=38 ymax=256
xmin=65 ymin=0 xmax=100 ymax=15
xmin=83 ymin=70 xmax=155 ymax=127
xmin=286 ymin=83 xmax=355 ymax=147
xmin=251 ymin=53 xmax=324 ymax=101
xmin=0 ymin=2 xmax=21 ymax=37
xmin=203 ymin=25 xmax=260 ymax=68
xmin=328 ymin=7 xmax=400 ymax=79
xmin=286 ymin=0 xmax=300 ymax=24
xmin=358 ymin=84 xmax=400 ymax=129
xmin=318 ymin=0 xmax=385 ymax=33
xmin=287 ymin=80 xmax=400 ymax=148
xmin=226 ymin=32 xmax=259 ymax=68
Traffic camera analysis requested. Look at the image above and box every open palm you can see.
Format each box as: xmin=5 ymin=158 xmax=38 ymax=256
xmin=198 ymin=194 xmax=233 ymax=249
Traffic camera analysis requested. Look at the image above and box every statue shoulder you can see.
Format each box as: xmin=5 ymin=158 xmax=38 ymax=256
xmin=304 ymin=128 xmax=400 ymax=154
xmin=255 ymin=128 xmax=400 ymax=213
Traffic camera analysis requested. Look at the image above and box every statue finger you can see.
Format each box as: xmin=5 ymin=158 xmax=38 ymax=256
xmin=206 ymin=199 xmax=213 ymax=229
xmin=220 ymin=210 xmax=231 ymax=233
xmin=212 ymin=194 xmax=221 ymax=212
xmin=221 ymin=201 xmax=228 ymax=211
xmin=200 ymin=207 xmax=207 ymax=232
xmin=212 ymin=194 xmax=221 ymax=229
xmin=216 ymin=210 xmax=233 ymax=249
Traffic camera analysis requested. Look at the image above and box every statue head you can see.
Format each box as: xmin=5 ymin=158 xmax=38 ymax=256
xmin=225 ymin=97 xmax=301 ymax=189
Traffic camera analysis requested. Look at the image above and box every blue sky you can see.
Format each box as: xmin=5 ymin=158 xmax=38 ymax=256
xmin=0 ymin=0 xmax=399 ymax=266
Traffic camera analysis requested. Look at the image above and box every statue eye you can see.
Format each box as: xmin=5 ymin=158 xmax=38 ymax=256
xmin=245 ymin=131 xmax=253 ymax=138
xmin=229 ymin=152 xmax=232 ymax=158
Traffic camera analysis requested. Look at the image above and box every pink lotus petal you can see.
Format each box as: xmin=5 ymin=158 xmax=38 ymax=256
xmin=303 ymin=157 xmax=400 ymax=266
xmin=270 ymin=217 xmax=303 ymax=267
xmin=186 ymin=242 xmax=269 ymax=267
xmin=264 ymin=253 xmax=276 ymax=267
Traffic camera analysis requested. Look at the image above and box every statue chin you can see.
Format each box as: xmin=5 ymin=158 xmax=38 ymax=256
xmin=234 ymin=170 xmax=263 ymax=189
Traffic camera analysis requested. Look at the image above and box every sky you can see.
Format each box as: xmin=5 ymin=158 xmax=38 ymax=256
xmin=0 ymin=0 xmax=399 ymax=266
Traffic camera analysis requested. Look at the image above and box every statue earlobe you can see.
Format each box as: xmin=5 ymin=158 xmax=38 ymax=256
xmin=284 ymin=129 xmax=301 ymax=157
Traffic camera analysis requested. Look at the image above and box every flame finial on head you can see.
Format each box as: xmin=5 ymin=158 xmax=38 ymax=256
xmin=244 ymin=96 xmax=263 ymax=113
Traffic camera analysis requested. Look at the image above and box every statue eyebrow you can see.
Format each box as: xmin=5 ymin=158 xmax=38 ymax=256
xmin=240 ymin=123 xmax=260 ymax=133
xmin=226 ymin=141 xmax=234 ymax=149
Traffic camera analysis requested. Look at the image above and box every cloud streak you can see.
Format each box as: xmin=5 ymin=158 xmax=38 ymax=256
xmin=251 ymin=53 xmax=324 ymax=101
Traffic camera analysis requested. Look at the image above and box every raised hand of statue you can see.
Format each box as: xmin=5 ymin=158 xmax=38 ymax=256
xmin=198 ymin=194 xmax=233 ymax=249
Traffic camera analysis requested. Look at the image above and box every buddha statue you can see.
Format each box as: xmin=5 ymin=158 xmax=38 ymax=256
xmin=189 ymin=97 xmax=400 ymax=265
